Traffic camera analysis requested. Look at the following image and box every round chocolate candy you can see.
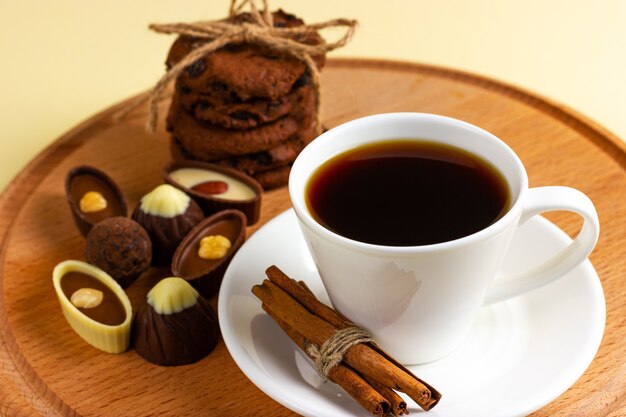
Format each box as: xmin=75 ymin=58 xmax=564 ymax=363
xmin=84 ymin=217 xmax=152 ymax=288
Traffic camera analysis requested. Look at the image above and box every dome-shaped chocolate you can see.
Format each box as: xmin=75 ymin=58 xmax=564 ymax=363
xmin=132 ymin=277 xmax=219 ymax=366
xmin=132 ymin=184 xmax=204 ymax=266
xmin=84 ymin=217 xmax=152 ymax=288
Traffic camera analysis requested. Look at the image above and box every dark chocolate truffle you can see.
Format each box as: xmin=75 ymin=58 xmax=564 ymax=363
xmin=84 ymin=217 xmax=152 ymax=288
xmin=132 ymin=277 xmax=219 ymax=366
xmin=132 ymin=184 xmax=204 ymax=266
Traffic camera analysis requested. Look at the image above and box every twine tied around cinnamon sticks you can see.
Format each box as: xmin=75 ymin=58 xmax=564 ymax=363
xmin=117 ymin=0 xmax=358 ymax=135
xmin=306 ymin=326 xmax=374 ymax=379
xmin=253 ymin=265 xmax=441 ymax=416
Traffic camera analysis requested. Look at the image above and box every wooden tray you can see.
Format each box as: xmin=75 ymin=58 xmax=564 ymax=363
xmin=1 ymin=59 xmax=625 ymax=416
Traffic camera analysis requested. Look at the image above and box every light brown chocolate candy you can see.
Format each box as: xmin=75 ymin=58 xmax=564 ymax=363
xmin=172 ymin=210 xmax=246 ymax=298
xmin=65 ymin=166 xmax=128 ymax=237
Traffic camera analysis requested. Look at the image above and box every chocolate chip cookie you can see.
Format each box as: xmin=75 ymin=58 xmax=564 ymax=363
xmin=166 ymin=10 xmax=325 ymax=101
xmin=167 ymin=99 xmax=301 ymax=160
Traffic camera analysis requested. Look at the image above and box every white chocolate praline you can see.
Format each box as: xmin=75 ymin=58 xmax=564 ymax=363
xmin=52 ymin=260 xmax=132 ymax=354
xmin=170 ymin=168 xmax=256 ymax=201
xmin=139 ymin=184 xmax=190 ymax=218
xmin=147 ymin=277 xmax=199 ymax=315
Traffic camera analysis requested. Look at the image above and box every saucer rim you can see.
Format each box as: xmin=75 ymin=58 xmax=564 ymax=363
xmin=218 ymin=209 xmax=606 ymax=417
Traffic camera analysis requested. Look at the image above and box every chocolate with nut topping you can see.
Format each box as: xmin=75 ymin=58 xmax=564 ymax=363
xmin=65 ymin=166 xmax=128 ymax=237
xmin=163 ymin=161 xmax=262 ymax=225
xmin=60 ymin=271 xmax=126 ymax=326
xmin=172 ymin=210 xmax=246 ymax=298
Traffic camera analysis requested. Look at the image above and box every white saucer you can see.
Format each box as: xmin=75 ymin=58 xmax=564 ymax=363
xmin=218 ymin=209 xmax=605 ymax=417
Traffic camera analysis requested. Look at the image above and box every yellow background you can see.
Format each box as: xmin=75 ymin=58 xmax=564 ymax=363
xmin=1 ymin=0 xmax=625 ymax=191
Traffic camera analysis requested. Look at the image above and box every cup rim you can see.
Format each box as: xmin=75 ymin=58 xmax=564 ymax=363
xmin=289 ymin=112 xmax=529 ymax=254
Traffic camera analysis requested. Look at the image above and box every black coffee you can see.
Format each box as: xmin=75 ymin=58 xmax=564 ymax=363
xmin=306 ymin=140 xmax=510 ymax=246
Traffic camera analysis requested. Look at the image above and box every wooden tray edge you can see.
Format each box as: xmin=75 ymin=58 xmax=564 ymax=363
xmin=0 ymin=95 xmax=143 ymax=416
xmin=0 ymin=58 xmax=623 ymax=416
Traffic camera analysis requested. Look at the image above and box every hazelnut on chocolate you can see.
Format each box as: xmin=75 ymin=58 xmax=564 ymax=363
xmin=132 ymin=184 xmax=204 ymax=266
xmin=172 ymin=210 xmax=246 ymax=298
xmin=65 ymin=166 xmax=128 ymax=237
xmin=52 ymin=260 xmax=132 ymax=353
xmin=132 ymin=277 xmax=219 ymax=366
xmin=85 ymin=217 xmax=152 ymax=288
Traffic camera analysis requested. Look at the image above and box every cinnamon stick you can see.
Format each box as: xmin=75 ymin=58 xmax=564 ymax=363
xmin=266 ymin=266 xmax=441 ymax=409
xmin=267 ymin=265 xmax=353 ymax=328
xmin=263 ymin=305 xmax=391 ymax=417
xmin=251 ymin=278 xmax=440 ymax=411
xmin=361 ymin=374 xmax=408 ymax=416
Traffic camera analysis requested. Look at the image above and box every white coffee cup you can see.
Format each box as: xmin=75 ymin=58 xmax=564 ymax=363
xmin=289 ymin=113 xmax=599 ymax=365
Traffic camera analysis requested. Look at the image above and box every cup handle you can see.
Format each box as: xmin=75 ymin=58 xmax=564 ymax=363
xmin=484 ymin=186 xmax=599 ymax=305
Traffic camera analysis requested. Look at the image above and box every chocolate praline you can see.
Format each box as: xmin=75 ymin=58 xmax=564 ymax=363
xmin=84 ymin=217 xmax=152 ymax=288
xmin=52 ymin=260 xmax=133 ymax=353
xmin=132 ymin=277 xmax=219 ymax=366
xmin=172 ymin=209 xmax=246 ymax=298
xmin=65 ymin=166 xmax=128 ymax=237
xmin=132 ymin=184 xmax=204 ymax=266
xmin=163 ymin=161 xmax=262 ymax=226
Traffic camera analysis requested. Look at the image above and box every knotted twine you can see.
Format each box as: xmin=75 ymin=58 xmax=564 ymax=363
xmin=305 ymin=326 xmax=374 ymax=379
xmin=117 ymin=0 xmax=358 ymax=135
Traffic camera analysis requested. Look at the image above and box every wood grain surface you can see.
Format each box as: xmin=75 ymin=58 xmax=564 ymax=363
xmin=0 ymin=59 xmax=624 ymax=416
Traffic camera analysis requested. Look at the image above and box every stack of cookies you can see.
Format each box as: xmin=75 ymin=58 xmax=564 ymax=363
xmin=166 ymin=10 xmax=325 ymax=190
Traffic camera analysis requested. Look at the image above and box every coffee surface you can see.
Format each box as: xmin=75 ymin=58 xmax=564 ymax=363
xmin=306 ymin=140 xmax=510 ymax=246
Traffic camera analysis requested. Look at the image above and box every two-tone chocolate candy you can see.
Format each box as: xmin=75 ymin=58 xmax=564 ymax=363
xmin=163 ymin=161 xmax=262 ymax=225
xmin=132 ymin=277 xmax=219 ymax=366
xmin=132 ymin=184 xmax=204 ymax=266
xmin=52 ymin=260 xmax=132 ymax=353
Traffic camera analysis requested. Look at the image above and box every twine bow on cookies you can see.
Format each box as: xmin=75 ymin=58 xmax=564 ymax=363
xmin=119 ymin=0 xmax=358 ymax=135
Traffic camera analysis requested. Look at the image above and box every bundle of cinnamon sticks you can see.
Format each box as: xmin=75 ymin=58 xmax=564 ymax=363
xmin=251 ymin=265 xmax=441 ymax=416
